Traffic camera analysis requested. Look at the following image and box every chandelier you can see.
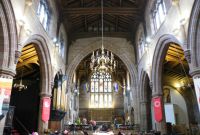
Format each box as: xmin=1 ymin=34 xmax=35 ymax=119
xmin=13 ymin=68 xmax=27 ymax=91
xmin=90 ymin=0 xmax=116 ymax=73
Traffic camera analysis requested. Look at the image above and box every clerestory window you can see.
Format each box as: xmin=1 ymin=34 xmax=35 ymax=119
xmin=37 ymin=0 xmax=51 ymax=31
xmin=151 ymin=0 xmax=167 ymax=33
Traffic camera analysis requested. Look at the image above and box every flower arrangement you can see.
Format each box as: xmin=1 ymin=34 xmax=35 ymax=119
xmin=82 ymin=117 xmax=87 ymax=125
xmin=63 ymin=130 xmax=69 ymax=135
xmin=32 ymin=132 xmax=39 ymax=135
xmin=90 ymin=120 xmax=96 ymax=126
xmin=75 ymin=117 xmax=81 ymax=125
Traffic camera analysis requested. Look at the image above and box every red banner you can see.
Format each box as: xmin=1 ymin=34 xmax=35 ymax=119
xmin=153 ymin=97 xmax=163 ymax=122
xmin=0 ymin=78 xmax=13 ymax=117
xmin=42 ymin=97 xmax=51 ymax=122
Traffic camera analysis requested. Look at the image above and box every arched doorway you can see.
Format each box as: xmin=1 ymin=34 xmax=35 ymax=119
xmin=10 ymin=44 xmax=40 ymax=134
xmin=151 ymin=35 xmax=200 ymax=134
xmin=139 ymin=71 xmax=152 ymax=132
xmin=49 ymin=72 xmax=67 ymax=132
xmin=5 ymin=34 xmax=52 ymax=134
xmin=162 ymin=43 xmax=199 ymax=134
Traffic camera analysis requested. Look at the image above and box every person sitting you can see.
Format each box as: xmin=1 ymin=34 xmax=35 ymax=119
xmin=83 ymin=130 xmax=89 ymax=135
xmin=118 ymin=131 xmax=123 ymax=135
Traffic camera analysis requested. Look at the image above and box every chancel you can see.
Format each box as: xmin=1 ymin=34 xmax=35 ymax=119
xmin=0 ymin=0 xmax=200 ymax=134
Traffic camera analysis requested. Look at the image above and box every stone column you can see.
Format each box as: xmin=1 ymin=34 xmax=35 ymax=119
xmin=152 ymin=94 xmax=166 ymax=134
xmin=0 ymin=69 xmax=15 ymax=135
xmin=140 ymin=100 xmax=148 ymax=132
xmin=190 ymin=68 xmax=200 ymax=126
xmin=38 ymin=91 xmax=52 ymax=134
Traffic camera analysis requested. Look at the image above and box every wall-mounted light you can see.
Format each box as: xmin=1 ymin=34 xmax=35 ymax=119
xmin=174 ymin=83 xmax=181 ymax=88
xmin=146 ymin=37 xmax=151 ymax=44
xmin=53 ymin=38 xmax=57 ymax=43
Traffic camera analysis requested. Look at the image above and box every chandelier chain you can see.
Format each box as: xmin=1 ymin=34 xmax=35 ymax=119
xmin=101 ymin=0 xmax=103 ymax=48
xmin=90 ymin=0 xmax=116 ymax=73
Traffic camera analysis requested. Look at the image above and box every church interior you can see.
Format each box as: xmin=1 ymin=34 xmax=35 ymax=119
xmin=0 ymin=0 xmax=200 ymax=134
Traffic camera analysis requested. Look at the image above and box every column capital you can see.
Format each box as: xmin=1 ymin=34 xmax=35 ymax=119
xmin=152 ymin=93 xmax=163 ymax=98
xmin=190 ymin=68 xmax=200 ymax=77
xmin=0 ymin=68 xmax=16 ymax=79
xmin=40 ymin=92 xmax=52 ymax=98
xmin=140 ymin=100 xmax=147 ymax=104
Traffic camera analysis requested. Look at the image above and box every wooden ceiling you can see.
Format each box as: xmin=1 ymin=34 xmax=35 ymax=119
xmin=163 ymin=44 xmax=192 ymax=86
xmin=15 ymin=44 xmax=40 ymax=79
xmin=57 ymin=0 xmax=146 ymax=41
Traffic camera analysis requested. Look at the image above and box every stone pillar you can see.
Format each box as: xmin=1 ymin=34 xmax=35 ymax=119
xmin=38 ymin=92 xmax=52 ymax=134
xmin=0 ymin=69 xmax=15 ymax=135
xmin=140 ymin=100 xmax=148 ymax=132
xmin=152 ymin=94 xmax=166 ymax=134
xmin=133 ymin=86 xmax=140 ymax=125
xmin=190 ymin=68 xmax=200 ymax=126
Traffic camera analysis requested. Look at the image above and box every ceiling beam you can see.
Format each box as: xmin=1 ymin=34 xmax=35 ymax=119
xmin=63 ymin=7 xmax=140 ymax=16
xmin=16 ymin=56 xmax=38 ymax=69
xmin=71 ymin=32 xmax=131 ymax=40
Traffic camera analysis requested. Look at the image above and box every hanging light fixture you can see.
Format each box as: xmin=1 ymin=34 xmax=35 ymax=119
xmin=90 ymin=0 xmax=116 ymax=73
xmin=13 ymin=68 xmax=27 ymax=91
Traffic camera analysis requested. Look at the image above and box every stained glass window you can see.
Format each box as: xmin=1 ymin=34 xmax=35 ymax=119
xmin=90 ymin=72 xmax=113 ymax=108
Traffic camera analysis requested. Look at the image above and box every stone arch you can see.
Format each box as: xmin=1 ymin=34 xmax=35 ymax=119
xmin=21 ymin=34 xmax=53 ymax=96
xmin=139 ymin=70 xmax=150 ymax=102
xmin=139 ymin=69 xmax=152 ymax=131
xmin=187 ymin=0 xmax=200 ymax=68
xmin=151 ymin=34 xmax=182 ymax=95
xmin=66 ymin=38 xmax=137 ymax=93
xmin=0 ymin=0 xmax=17 ymax=77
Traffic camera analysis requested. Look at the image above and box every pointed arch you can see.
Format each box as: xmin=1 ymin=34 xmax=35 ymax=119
xmin=66 ymin=38 xmax=137 ymax=95
xmin=22 ymin=34 xmax=53 ymax=95
xmin=151 ymin=34 xmax=181 ymax=95
xmin=139 ymin=70 xmax=150 ymax=102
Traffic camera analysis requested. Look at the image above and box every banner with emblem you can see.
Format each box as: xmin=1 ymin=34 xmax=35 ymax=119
xmin=153 ymin=97 xmax=163 ymax=122
xmin=42 ymin=97 xmax=51 ymax=122
xmin=0 ymin=78 xmax=13 ymax=121
xmin=193 ymin=76 xmax=200 ymax=112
